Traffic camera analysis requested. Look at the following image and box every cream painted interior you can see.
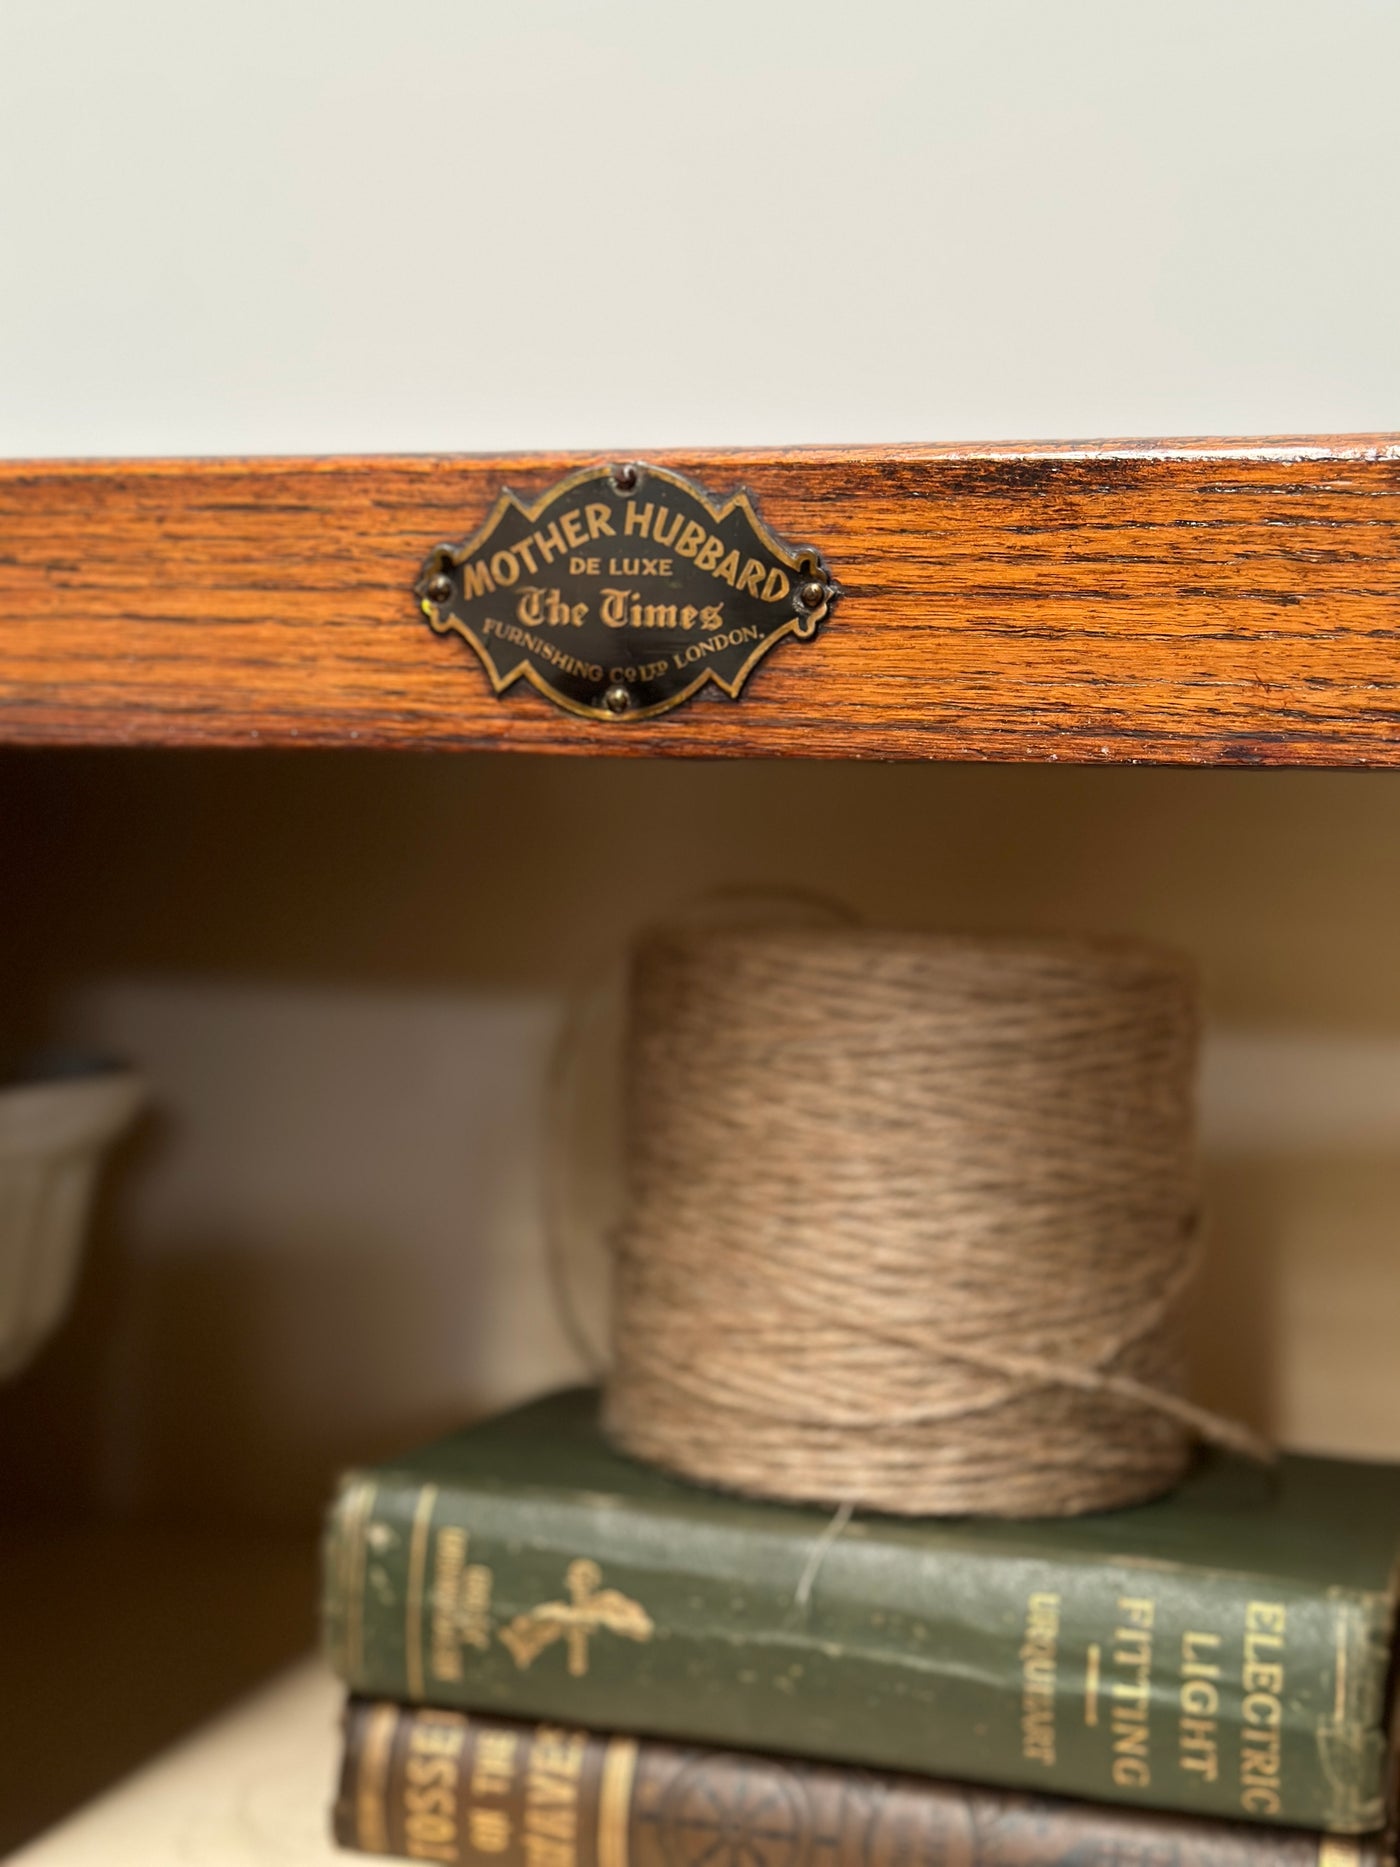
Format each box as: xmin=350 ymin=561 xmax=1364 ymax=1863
xmin=2 ymin=749 xmax=1398 ymax=1529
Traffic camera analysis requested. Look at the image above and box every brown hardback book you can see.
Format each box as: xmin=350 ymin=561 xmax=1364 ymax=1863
xmin=333 ymin=1698 xmax=1388 ymax=1867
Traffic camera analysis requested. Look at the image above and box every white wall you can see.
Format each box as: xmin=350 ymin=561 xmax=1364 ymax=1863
xmin=3 ymin=0 xmax=1399 ymax=456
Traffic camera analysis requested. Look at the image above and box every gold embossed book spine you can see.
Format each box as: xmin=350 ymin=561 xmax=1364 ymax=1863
xmin=333 ymin=1700 xmax=1384 ymax=1867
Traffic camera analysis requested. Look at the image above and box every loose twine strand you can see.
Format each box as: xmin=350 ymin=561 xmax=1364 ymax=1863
xmin=596 ymin=924 xmax=1270 ymax=1518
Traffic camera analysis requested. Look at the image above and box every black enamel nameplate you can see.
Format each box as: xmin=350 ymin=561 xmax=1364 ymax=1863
xmin=416 ymin=462 xmax=834 ymax=722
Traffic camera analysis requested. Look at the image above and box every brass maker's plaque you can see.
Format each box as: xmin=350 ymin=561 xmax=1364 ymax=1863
xmin=416 ymin=462 xmax=833 ymax=721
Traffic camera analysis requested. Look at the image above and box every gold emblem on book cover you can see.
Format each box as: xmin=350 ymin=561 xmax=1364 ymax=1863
xmin=499 ymin=1557 xmax=654 ymax=1676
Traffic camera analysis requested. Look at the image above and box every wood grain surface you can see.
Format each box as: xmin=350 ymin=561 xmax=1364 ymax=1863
xmin=1 ymin=438 xmax=1398 ymax=763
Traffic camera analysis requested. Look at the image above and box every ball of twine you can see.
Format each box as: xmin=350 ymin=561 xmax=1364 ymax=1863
xmin=602 ymin=924 xmax=1266 ymax=1518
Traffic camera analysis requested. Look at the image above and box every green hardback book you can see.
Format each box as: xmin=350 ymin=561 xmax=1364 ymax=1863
xmin=321 ymin=1389 xmax=1400 ymax=1836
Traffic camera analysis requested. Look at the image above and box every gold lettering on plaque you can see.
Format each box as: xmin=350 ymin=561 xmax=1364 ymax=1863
xmin=417 ymin=462 xmax=832 ymax=723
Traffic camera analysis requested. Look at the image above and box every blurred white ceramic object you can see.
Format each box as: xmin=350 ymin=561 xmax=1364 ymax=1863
xmin=0 ymin=1066 xmax=144 ymax=1380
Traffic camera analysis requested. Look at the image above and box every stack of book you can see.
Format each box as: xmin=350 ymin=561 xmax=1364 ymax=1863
xmin=321 ymin=1388 xmax=1400 ymax=1867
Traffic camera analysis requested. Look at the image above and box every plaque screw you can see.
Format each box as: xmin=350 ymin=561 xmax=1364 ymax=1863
xmin=798 ymin=579 xmax=826 ymax=609
xmin=604 ymin=684 xmax=631 ymax=714
xmin=426 ymin=573 xmax=453 ymax=603
xmin=611 ymin=463 xmax=638 ymax=494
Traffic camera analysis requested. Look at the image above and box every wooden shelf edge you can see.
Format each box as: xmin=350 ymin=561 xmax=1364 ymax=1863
xmin=2 ymin=438 xmax=1399 ymax=764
